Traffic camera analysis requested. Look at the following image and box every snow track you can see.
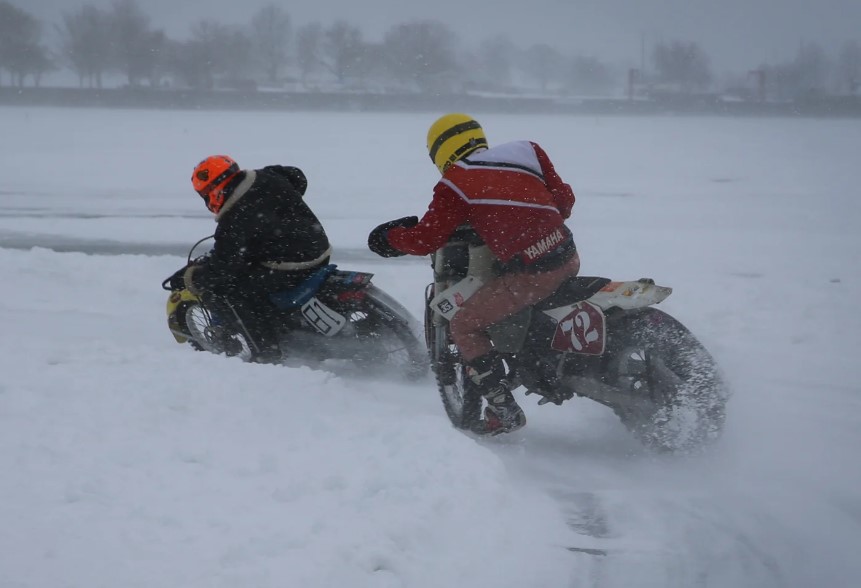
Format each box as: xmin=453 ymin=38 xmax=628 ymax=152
xmin=2 ymin=107 xmax=860 ymax=587
xmin=483 ymin=387 xmax=861 ymax=587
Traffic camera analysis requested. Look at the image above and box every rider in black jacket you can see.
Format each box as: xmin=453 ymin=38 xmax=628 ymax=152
xmin=179 ymin=155 xmax=331 ymax=362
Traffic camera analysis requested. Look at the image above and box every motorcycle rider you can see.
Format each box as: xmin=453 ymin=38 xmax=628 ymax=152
xmin=368 ymin=113 xmax=580 ymax=435
xmin=171 ymin=155 xmax=332 ymax=363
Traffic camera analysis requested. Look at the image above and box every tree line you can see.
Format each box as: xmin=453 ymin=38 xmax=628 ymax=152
xmin=1 ymin=0 xmax=859 ymax=101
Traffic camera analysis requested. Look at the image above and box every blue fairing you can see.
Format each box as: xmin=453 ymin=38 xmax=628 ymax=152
xmin=268 ymin=264 xmax=339 ymax=310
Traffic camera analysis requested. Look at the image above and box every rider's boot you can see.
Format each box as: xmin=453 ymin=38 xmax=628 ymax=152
xmin=206 ymin=323 xmax=244 ymax=357
xmin=231 ymin=305 xmax=282 ymax=364
xmin=465 ymin=352 xmax=526 ymax=436
xmin=246 ymin=324 xmax=283 ymax=364
xmin=218 ymin=332 xmax=245 ymax=357
xmin=250 ymin=343 xmax=282 ymax=364
xmin=249 ymin=332 xmax=283 ymax=363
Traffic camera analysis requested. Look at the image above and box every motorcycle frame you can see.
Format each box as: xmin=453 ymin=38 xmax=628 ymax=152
xmin=427 ymin=236 xmax=672 ymax=405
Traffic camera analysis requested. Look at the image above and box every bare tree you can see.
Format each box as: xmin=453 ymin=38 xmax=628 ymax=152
xmin=567 ymin=55 xmax=615 ymax=96
xmin=793 ymin=41 xmax=830 ymax=97
xmin=140 ymin=29 xmax=167 ymax=86
xmin=652 ymin=40 xmax=712 ymax=92
xmin=164 ymin=38 xmax=208 ymax=90
xmin=107 ymin=0 xmax=164 ymax=86
xmin=26 ymin=50 xmax=55 ymax=87
xmin=250 ymin=4 xmax=290 ymax=85
xmin=0 ymin=1 xmax=51 ymax=87
xmin=765 ymin=41 xmax=831 ymax=100
xmin=222 ymin=29 xmax=254 ymax=87
xmin=296 ymin=22 xmax=324 ymax=87
xmin=324 ymin=20 xmax=364 ymax=85
xmin=759 ymin=62 xmax=792 ymax=101
xmin=476 ymin=34 xmax=517 ymax=90
xmin=837 ymin=40 xmax=861 ymax=95
xmin=176 ymin=20 xmax=226 ymax=89
xmin=350 ymin=42 xmax=389 ymax=89
xmin=57 ymin=4 xmax=112 ymax=88
xmin=521 ymin=43 xmax=565 ymax=92
xmin=383 ymin=20 xmax=459 ymax=92
xmin=166 ymin=20 xmax=253 ymax=90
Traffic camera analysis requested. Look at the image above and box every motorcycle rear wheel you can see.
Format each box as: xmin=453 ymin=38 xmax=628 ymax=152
xmin=604 ymin=308 xmax=728 ymax=452
xmin=350 ymin=286 xmax=429 ymax=380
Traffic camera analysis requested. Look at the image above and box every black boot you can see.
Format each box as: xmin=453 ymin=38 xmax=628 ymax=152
xmin=208 ymin=326 xmax=245 ymax=357
xmin=232 ymin=304 xmax=282 ymax=364
xmin=248 ymin=332 xmax=283 ymax=364
xmin=465 ymin=352 xmax=526 ymax=436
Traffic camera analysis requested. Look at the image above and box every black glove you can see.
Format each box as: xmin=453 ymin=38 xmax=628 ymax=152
xmin=368 ymin=216 xmax=418 ymax=258
xmin=166 ymin=267 xmax=185 ymax=290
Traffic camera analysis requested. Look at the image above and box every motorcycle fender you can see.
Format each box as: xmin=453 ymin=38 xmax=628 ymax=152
xmin=586 ymin=280 xmax=672 ymax=310
xmin=301 ymin=296 xmax=347 ymax=337
xmin=429 ymin=276 xmax=484 ymax=320
xmin=166 ymin=289 xmax=199 ymax=344
xmin=543 ymin=301 xmax=607 ymax=355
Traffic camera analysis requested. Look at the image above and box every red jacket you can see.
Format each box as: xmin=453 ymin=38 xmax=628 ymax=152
xmin=388 ymin=141 xmax=575 ymax=262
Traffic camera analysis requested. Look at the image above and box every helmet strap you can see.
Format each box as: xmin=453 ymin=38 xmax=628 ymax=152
xmin=450 ymin=137 xmax=488 ymax=164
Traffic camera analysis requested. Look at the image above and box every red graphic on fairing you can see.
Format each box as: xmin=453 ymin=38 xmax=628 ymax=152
xmin=550 ymin=301 xmax=606 ymax=354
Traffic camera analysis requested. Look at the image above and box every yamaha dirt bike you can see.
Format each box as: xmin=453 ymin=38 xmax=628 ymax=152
xmin=163 ymin=237 xmax=428 ymax=380
xmin=424 ymin=229 xmax=728 ymax=451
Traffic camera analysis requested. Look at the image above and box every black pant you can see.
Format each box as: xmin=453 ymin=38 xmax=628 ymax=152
xmin=204 ymin=266 xmax=324 ymax=358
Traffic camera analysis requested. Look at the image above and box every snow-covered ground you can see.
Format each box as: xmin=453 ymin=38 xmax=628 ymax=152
xmin=1 ymin=106 xmax=859 ymax=587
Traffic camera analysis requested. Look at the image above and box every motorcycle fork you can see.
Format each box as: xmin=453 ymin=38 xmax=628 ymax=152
xmin=205 ymin=296 xmax=263 ymax=355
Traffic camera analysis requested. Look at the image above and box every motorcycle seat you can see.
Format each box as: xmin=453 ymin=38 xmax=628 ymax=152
xmin=269 ymin=264 xmax=339 ymax=310
xmin=533 ymin=276 xmax=611 ymax=310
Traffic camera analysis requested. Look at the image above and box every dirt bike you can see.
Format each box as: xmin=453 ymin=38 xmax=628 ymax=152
xmin=163 ymin=236 xmax=428 ymax=380
xmin=424 ymin=229 xmax=728 ymax=451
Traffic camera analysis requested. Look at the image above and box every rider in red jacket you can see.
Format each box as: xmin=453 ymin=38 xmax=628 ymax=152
xmin=369 ymin=114 xmax=580 ymax=435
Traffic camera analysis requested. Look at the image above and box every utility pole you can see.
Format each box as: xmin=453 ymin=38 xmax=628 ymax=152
xmin=628 ymin=68 xmax=640 ymax=100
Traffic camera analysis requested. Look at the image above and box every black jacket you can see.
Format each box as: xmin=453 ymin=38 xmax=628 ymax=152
xmin=185 ymin=165 xmax=331 ymax=296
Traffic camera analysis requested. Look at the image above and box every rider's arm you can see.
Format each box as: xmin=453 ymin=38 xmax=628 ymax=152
xmin=531 ymin=142 xmax=575 ymax=219
xmin=185 ymin=212 xmax=254 ymax=294
xmin=387 ymin=183 xmax=469 ymax=256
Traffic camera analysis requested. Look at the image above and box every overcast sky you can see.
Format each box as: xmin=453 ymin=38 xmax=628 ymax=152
xmin=20 ymin=0 xmax=861 ymax=73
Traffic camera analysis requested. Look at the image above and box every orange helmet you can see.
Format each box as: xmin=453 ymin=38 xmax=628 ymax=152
xmin=192 ymin=155 xmax=240 ymax=213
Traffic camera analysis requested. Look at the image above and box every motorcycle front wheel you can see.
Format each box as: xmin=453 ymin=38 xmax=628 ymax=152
xmin=182 ymin=301 xmax=253 ymax=361
xmin=424 ymin=285 xmax=482 ymax=429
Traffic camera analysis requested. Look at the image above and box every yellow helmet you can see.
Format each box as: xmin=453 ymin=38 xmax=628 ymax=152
xmin=426 ymin=113 xmax=488 ymax=173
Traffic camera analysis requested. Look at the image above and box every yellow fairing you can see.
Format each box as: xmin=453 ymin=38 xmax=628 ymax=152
xmin=166 ymin=289 xmax=199 ymax=343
